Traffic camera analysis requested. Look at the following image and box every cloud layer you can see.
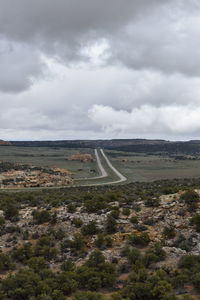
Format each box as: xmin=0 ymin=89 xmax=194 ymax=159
xmin=0 ymin=0 xmax=200 ymax=140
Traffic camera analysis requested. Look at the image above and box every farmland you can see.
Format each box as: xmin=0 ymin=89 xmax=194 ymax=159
xmin=1 ymin=146 xmax=200 ymax=187
xmin=0 ymin=146 xmax=98 ymax=180
xmin=105 ymin=150 xmax=200 ymax=182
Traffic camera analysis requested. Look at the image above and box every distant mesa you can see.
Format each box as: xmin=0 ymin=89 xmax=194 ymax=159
xmin=0 ymin=140 xmax=11 ymax=145
xmin=70 ymin=153 xmax=94 ymax=162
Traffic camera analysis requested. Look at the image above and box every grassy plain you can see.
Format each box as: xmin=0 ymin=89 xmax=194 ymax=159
xmin=2 ymin=146 xmax=200 ymax=185
xmin=105 ymin=150 xmax=200 ymax=182
xmin=0 ymin=146 xmax=98 ymax=179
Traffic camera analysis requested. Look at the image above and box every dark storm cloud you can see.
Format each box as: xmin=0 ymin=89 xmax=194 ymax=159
xmin=1 ymin=0 xmax=200 ymax=140
xmin=0 ymin=0 xmax=160 ymax=40
xmin=0 ymin=0 xmax=173 ymax=77
xmin=0 ymin=0 xmax=199 ymax=90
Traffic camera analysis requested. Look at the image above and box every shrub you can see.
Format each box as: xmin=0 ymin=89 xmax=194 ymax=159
xmin=122 ymin=208 xmax=131 ymax=216
xmin=73 ymin=291 xmax=104 ymax=300
xmin=191 ymin=214 xmax=200 ymax=232
xmin=110 ymin=208 xmax=120 ymax=219
xmin=178 ymin=255 xmax=200 ymax=269
xmin=130 ymin=216 xmax=138 ymax=224
xmin=84 ymin=198 xmax=107 ymax=213
xmin=4 ymin=204 xmax=19 ymax=221
xmin=72 ymin=218 xmax=83 ymax=228
xmin=127 ymin=248 xmax=141 ymax=264
xmin=133 ymin=224 xmax=148 ymax=232
xmin=180 ymin=190 xmax=200 ymax=205
xmin=163 ymin=226 xmax=176 ymax=239
xmin=129 ymin=233 xmax=150 ymax=247
xmin=32 ymin=210 xmax=51 ymax=224
xmin=61 ymin=259 xmax=74 ymax=272
xmin=0 ymin=217 xmax=5 ymax=226
xmin=0 ymin=253 xmax=15 ymax=272
xmin=67 ymin=204 xmax=76 ymax=213
xmin=192 ymin=272 xmax=200 ymax=291
xmin=145 ymin=198 xmax=160 ymax=207
xmin=81 ymin=221 xmax=99 ymax=236
xmin=105 ymin=215 xmax=117 ymax=234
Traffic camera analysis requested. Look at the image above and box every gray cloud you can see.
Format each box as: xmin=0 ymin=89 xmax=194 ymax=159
xmin=0 ymin=39 xmax=44 ymax=92
xmin=1 ymin=1 xmax=200 ymax=140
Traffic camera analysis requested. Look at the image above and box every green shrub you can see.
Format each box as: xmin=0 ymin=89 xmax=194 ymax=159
xmin=81 ymin=221 xmax=99 ymax=236
xmin=72 ymin=218 xmax=83 ymax=228
xmin=67 ymin=204 xmax=76 ymax=213
xmin=105 ymin=215 xmax=117 ymax=234
xmin=180 ymin=190 xmax=200 ymax=205
xmin=163 ymin=226 xmax=176 ymax=239
xmin=130 ymin=216 xmax=138 ymax=224
xmin=32 ymin=210 xmax=51 ymax=224
xmin=145 ymin=198 xmax=160 ymax=207
xmin=129 ymin=233 xmax=150 ymax=247
xmin=191 ymin=214 xmax=200 ymax=232
xmin=122 ymin=208 xmax=131 ymax=216
xmin=73 ymin=291 xmax=104 ymax=300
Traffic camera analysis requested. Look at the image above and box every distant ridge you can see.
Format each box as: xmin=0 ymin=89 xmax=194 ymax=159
xmin=7 ymin=139 xmax=200 ymax=155
xmin=0 ymin=140 xmax=11 ymax=145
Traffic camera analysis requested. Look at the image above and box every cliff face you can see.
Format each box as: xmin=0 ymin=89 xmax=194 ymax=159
xmin=0 ymin=140 xmax=11 ymax=145
xmin=70 ymin=153 xmax=94 ymax=162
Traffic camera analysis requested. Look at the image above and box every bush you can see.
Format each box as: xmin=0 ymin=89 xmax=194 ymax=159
xmin=67 ymin=204 xmax=76 ymax=213
xmin=105 ymin=215 xmax=117 ymax=234
xmin=133 ymin=224 xmax=148 ymax=232
xmin=110 ymin=208 xmax=120 ymax=219
xmin=73 ymin=291 xmax=104 ymax=300
xmin=163 ymin=226 xmax=176 ymax=239
xmin=129 ymin=233 xmax=150 ymax=247
xmin=95 ymin=234 xmax=113 ymax=249
xmin=145 ymin=198 xmax=160 ymax=207
xmin=84 ymin=198 xmax=107 ymax=213
xmin=178 ymin=255 xmax=200 ymax=269
xmin=0 ymin=217 xmax=5 ymax=226
xmin=122 ymin=208 xmax=131 ymax=216
xmin=0 ymin=253 xmax=15 ymax=272
xmin=152 ymin=280 xmax=172 ymax=299
xmin=144 ymin=218 xmax=156 ymax=226
xmin=81 ymin=221 xmax=99 ymax=236
xmin=4 ymin=204 xmax=19 ymax=221
xmin=191 ymin=214 xmax=200 ymax=232
xmin=32 ymin=210 xmax=51 ymax=224
xmin=72 ymin=218 xmax=83 ymax=228
xmin=180 ymin=190 xmax=200 ymax=205
xmin=130 ymin=216 xmax=138 ymax=224
xmin=192 ymin=272 xmax=200 ymax=291
xmin=127 ymin=248 xmax=141 ymax=264
xmin=61 ymin=259 xmax=74 ymax=272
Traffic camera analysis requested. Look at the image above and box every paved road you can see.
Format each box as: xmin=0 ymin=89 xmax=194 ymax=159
xmin=77 ymin=149 xmax=127 ymax=186
xmin=1 ymin=148 xmax=127 ymax=191
xmin=77 ymin=149 xmax=127 ymax=185
xmin=76 ymin=149 xmax=108 ymax=181
xmin=94 ymin=149 xmax=108 ymax=178
xmin=99 ymin=149 xmax=127 ymax=184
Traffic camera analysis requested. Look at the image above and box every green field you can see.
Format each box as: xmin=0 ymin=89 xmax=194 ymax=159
xmin=1 ymin=146 xmax=200 ymax=185
xmin=0 ymin=146 xmax=98 ymax=179
xmin=105 ymin=150 xmax=200 ymax=182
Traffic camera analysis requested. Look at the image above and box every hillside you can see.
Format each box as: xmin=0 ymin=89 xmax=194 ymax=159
xmin=0 ymin=179 xmax=200 ymax=299
xmin=8 ymin=139 xmax=200 ymax=155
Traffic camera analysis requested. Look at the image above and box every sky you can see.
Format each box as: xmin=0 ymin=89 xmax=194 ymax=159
xmin=1 ymin=0 xmax=200 ymax=141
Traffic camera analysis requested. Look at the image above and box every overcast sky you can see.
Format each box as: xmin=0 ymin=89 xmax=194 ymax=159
xmin=1 ymin=0 xmax=200 ymax=141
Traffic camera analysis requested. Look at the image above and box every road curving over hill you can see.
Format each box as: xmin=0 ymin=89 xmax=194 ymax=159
xmin=1 ymin=148 xmax=127 ymax=191
xmin=76 ymin=149 xmax=108 ymax=181
xmin=76 ymin=149 xmax=127 ymax=186
xmin=99 ymin=149 xmax=127 ymax=184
